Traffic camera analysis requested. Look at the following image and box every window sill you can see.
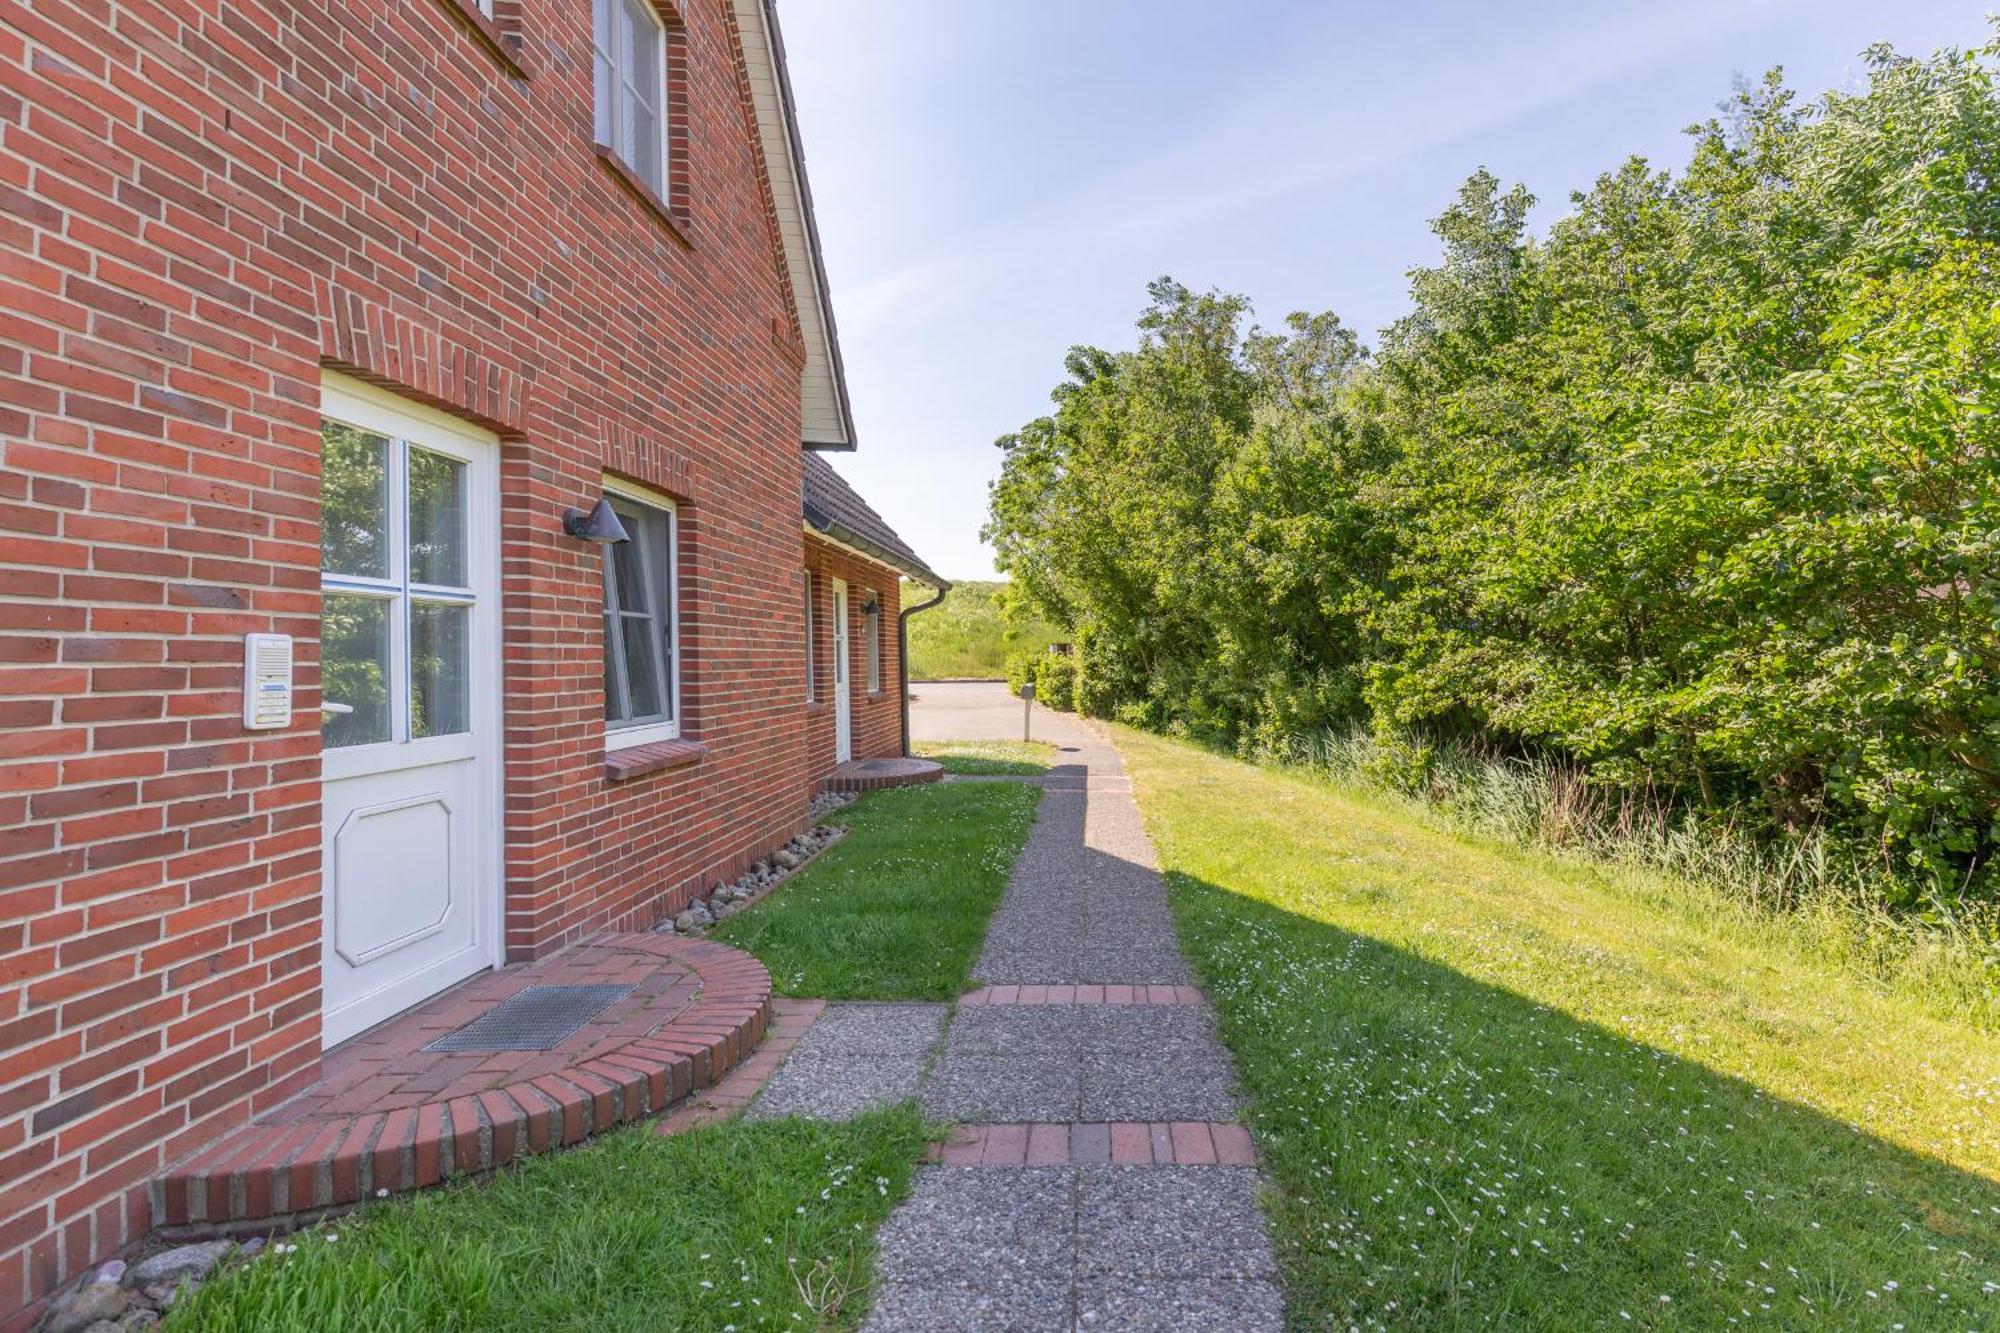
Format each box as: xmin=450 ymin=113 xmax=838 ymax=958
xmin=593 ymin=145 xmax=692 ymax=248
xmin=433 ymin=0 xmax=531 ymax=78
xmin=866 ymin=691 xmax=890 ymax=702
xmin=604 ymin=738 xmax=708 ymax=781
xmin=805 ymin=702 xmax=827 ymax=715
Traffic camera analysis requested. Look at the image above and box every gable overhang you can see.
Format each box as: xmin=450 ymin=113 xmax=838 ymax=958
xmin=737 ymin=0 xmax=857 ymax=451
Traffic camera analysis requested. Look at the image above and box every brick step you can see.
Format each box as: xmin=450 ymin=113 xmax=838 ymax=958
xmin=820 ymin=757 xmax=944 ymax=793
xmin=927 ymin=1121 xmax=1258 ymax=1167
xmin=151 ymin=938 xmax=773 ymax=1231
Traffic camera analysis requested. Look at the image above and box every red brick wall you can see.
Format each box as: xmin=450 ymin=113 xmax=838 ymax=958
xmin=0 ymin=0 xmax=820 ymax=1320
xmin=803 ymin=536 xmax=905 ymax=775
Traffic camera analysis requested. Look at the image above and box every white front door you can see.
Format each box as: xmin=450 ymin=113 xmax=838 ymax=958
xmin=832 ymin=578 xmax=852 ymax=763
xmin=317 ymin=375 xmax=503 ymax=1048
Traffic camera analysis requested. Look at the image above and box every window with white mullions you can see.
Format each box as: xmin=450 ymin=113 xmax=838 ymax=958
xmin=593 ymin=0 xmax=667 ymax=197
xmin=320 ymin=421 xmax=474 ymax=749
xmin=601 ymin=493 xmax=679 ymax=746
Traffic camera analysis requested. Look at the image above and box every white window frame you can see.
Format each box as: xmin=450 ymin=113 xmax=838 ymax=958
xmin=865 ymin=594 xmax=882 ymax=694
xmin=803 ymin=569 xmax=816 ymax=703
xmin=592 ymin=0 xmax=668 ymax=197
xmin=601 ymin=477 xmax=681 ymax=751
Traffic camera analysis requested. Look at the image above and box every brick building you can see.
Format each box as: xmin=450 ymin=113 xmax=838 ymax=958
xmin=802 ymin=453 xmax=945 ymax=775
xmin=0 ymin=0 xmax=943 ymax=1321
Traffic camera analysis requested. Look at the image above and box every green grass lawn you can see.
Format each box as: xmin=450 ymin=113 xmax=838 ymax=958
xmin=1115 ymin=726 xmax=2000 ymax=1331
xmin=906 ymin=580 xmax=1062 ymax=680
xmin=913 ymin=739 xmax=1056 ymax=776
xmin=167 ymin=1107 xmax=930 ymax=1333
xmin=714 ymin=781 xmax=1040 ymax=998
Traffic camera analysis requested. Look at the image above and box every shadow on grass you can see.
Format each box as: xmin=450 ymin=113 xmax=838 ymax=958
xmin=165 ymin=1107 xmax=932 ymax=1333
xmin=1161 ymin=875 xmax=2000 ymax=1329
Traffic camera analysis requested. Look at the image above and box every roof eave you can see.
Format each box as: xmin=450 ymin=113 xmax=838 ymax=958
xmin=803 ymin=513 xmax=949 ymax=591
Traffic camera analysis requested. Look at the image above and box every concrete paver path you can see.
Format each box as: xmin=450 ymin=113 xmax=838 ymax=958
xmin=755 ymin=682 xmax=1282 ymax=1331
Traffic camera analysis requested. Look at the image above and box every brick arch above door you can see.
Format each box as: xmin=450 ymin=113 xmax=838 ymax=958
xmin=316 ymin=286 xmax=534 ymax=440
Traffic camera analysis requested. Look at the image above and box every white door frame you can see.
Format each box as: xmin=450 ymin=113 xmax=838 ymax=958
xmin=318 ymin=373 xmax=505 ymax=1048
xmin=831 ymin=577 xmax=851 ymax=763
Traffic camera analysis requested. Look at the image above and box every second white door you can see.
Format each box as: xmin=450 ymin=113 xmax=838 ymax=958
xmin=831 ymin=578 xmax=851 ymax=762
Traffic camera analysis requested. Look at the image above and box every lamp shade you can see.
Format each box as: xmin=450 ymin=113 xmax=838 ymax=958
xmin=562 ymin=496 xmax=630 ymax=544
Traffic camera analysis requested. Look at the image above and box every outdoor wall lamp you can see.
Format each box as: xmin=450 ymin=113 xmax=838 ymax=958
xmin=562 ymin=496 xmax=630 ymax=544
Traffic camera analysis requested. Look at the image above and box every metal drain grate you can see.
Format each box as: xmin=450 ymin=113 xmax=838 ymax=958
xmin=425 ymin=984 xmax=635 ymax=1052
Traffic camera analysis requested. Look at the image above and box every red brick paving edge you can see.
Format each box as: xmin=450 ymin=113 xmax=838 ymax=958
xmin=926 ymin=1122 xmax=1257 ymax=1166
xmin=959 ymin=984 xmax=1205 ymax=1006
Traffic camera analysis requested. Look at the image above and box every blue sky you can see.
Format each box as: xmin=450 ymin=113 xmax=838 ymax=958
xmin=780 ymin=1 xmax=1991 ymax=581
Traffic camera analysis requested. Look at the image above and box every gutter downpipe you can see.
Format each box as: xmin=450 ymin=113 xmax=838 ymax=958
xmin=898 ymin=580 xmax=950 ymax=756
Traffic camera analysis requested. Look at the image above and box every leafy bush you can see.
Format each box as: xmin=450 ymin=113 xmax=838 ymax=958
xmin=1032 ymin=650 xmax=1078 ymax=712
xmin=1072 ymin=625 xmax=1118 ymax=719
xmin=1003 ymin=649 xmax=1035 ymax=698
xmin=983 ymin=33 xmax=2000 ymax=911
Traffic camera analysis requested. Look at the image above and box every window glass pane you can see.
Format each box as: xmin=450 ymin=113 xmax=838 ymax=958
xmin=617 ymin=0 xmax=640 ymax=96
xmin=620 ymin=614 xmax=662 ymax=718
xmin=803 ymin=572 xmax=814 ymax=701
xmin=631 ymin=100 xmax=660 ymax=194
xmin=409 ymin=599 xmax=470 ymax=738
xmin=322 ymin=593 xmax=391 ymax=747
xmin=867 ymin=607 xmax=881 ymax=691
xmin=321 ymin=421 xmax=390 ymax=579
xmin=407 ymin=447 xmax=467 ymax=588
xmin=594 ymin=50 xmax=614 ymax=145
xmin=603 ymin=611 xmax=624 ymax=722
xmin=601 ymin=495 xmax=675 ymax=730
xmin=610 ymin=518 xmax=652 ymax=615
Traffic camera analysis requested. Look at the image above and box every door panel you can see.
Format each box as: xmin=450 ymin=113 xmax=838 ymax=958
xmin=330 ymin=792 xmax=454 ymax=966
xmin=318 ymin=375 xmax=502 ymax=1048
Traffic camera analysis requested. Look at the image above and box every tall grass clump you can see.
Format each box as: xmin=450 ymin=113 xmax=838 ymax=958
xmin=1284 ymin=725 xmax=2000 ymax=1028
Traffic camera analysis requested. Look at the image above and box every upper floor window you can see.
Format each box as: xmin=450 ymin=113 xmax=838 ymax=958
xmin=593 ymin=0 xmax=667 ymax=197
xmin=601 ymin=484 xmax=679 ymax=748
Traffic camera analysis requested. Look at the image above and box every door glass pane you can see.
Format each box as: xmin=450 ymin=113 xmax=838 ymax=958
xmin=322 ymin=593 xmax=391 ymax=747
xmin=410 ymin=599 xmax=470 ymax=739
xmin=620 ymin=614 xmax=661 ymax=719
xmin=407 ymin=447 xmax=467 ymax=588
xmin=322 ymin=422 xmax=390 ymax=579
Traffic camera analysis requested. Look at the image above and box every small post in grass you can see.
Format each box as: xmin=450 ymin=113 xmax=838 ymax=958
xmin=1021 ymin=681 xmax=1034 ymax=742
